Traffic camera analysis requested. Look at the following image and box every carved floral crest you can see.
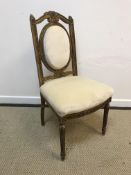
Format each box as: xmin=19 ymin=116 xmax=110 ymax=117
xmin=44 ymin=11 xmax=59 ymax=23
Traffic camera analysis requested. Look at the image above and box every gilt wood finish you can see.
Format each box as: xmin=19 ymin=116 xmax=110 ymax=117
xmin=30 ymin=11 xmax=112 ymax=160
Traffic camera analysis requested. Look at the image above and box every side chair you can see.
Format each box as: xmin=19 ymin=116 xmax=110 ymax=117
xmin=30 ymin=11 xmax=114 ymax=160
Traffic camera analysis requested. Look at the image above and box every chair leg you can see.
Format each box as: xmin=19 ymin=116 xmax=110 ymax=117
xmin=102 ymin=102 xmax=110 ymax=135
xmin=41 ymin=96 xmax=45 ymax=126
xmin=59 ymin=122 xmax=65 ymax=161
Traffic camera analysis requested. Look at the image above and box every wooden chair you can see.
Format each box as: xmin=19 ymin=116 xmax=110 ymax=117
xmin=30 ymin=11 xmax=113 ymax=160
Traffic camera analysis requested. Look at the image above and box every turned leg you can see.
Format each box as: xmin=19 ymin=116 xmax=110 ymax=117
xmin=59 ymin=122 xmax=65 ymax=160
xmin=102 ymin=102 xmax=110 ymax=135
xmin=41 ymin=96 xmax=45 ymax=126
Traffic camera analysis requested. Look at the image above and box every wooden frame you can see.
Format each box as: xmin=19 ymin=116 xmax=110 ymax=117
xmin=30 ymin=11 xmax=112 ymax=160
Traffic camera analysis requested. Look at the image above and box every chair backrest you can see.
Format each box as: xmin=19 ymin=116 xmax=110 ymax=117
xmin=30 ymin=11 xmax=77 ymax=86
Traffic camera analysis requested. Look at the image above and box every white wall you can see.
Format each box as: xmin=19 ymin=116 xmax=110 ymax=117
xmin=0 ymin=0 xmax=131 ymax=106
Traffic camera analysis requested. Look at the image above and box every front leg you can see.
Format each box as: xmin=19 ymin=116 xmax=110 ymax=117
xmin=59 ymin=121 xmax=65 ymax=160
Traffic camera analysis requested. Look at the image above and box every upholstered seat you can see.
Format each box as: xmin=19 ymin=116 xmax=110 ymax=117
xmin=40 ymin=76 xmax=113 ymax=117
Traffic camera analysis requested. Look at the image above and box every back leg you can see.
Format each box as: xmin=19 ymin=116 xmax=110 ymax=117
xmin=41 ymin=95 xmax=45 ymax=126
xmin=102 ymin=101 xmax=110 ymax=135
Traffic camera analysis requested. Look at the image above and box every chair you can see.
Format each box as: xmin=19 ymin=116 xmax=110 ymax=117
xmin=30 ymin=11 xmax=113 ymax=160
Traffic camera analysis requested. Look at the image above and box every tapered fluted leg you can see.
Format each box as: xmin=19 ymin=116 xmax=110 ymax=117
xmin=41 ymin=96 xmax=45 ymax=126
xmin=102 ymin=102 xmax=110 ymax=135
xmin=59 ymin=122 xmax=65 ymax=160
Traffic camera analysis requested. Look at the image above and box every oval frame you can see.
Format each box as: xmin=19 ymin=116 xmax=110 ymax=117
xmin=39 ymin=22 xmax=71 ymax=72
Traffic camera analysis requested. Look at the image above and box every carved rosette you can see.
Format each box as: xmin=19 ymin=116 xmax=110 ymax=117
xmin=44 ymin=11 xmax=59 ymax=23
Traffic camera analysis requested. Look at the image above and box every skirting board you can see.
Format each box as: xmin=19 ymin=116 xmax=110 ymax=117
xmin=111 ymin=99 xmax=131 ymax=107
xmin=0 ymin=96 xmax=131 ymax=107
xmin=0 ymin=96 xmax=40 ymax=104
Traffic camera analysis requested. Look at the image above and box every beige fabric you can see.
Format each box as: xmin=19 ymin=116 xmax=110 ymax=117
xmin=40 ymin=76 xmax=114 ymax=117
xmin=43 ymin=25 xmax=70 ymax=69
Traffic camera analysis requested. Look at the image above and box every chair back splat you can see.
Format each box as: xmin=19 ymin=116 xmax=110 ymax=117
xmin=30 ymin=11 xmax=78 ymax=86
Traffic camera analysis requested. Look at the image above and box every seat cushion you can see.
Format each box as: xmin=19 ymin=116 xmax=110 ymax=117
xmin=40 ymin=76 xmax=114 ymax=117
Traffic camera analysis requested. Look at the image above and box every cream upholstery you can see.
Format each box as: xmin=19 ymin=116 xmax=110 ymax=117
xmin=40 ymin=76 xmax=114 ymax=117
xmin=43 ymin=25 xmax=70 ymax=69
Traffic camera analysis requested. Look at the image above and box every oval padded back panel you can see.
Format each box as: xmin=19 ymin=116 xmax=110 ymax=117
xmin=43 ymin=25 xmax=70 ymax=69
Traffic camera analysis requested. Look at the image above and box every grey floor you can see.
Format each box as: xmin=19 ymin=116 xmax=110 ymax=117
xmin=0 ymin=107 xmax=131 ymax=175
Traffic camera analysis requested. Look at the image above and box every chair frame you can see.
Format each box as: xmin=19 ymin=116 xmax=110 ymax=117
xmin=30 ymin=11 xmax=112 ymax=160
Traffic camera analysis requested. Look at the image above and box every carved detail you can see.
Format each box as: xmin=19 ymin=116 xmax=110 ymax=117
xmin=44 ymin=11 xmax=59 ymax=23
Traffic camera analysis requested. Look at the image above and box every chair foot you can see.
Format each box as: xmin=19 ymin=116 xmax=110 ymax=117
xmin=59 ymin=122 xmax=65 ymax=161
xmin=102 ymin=101 xmax=110 ymax=135
xmin=102 ymin=127 xmax=106 ymax=135
xmin=61 ymin=153 xmax=65 ymax=161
